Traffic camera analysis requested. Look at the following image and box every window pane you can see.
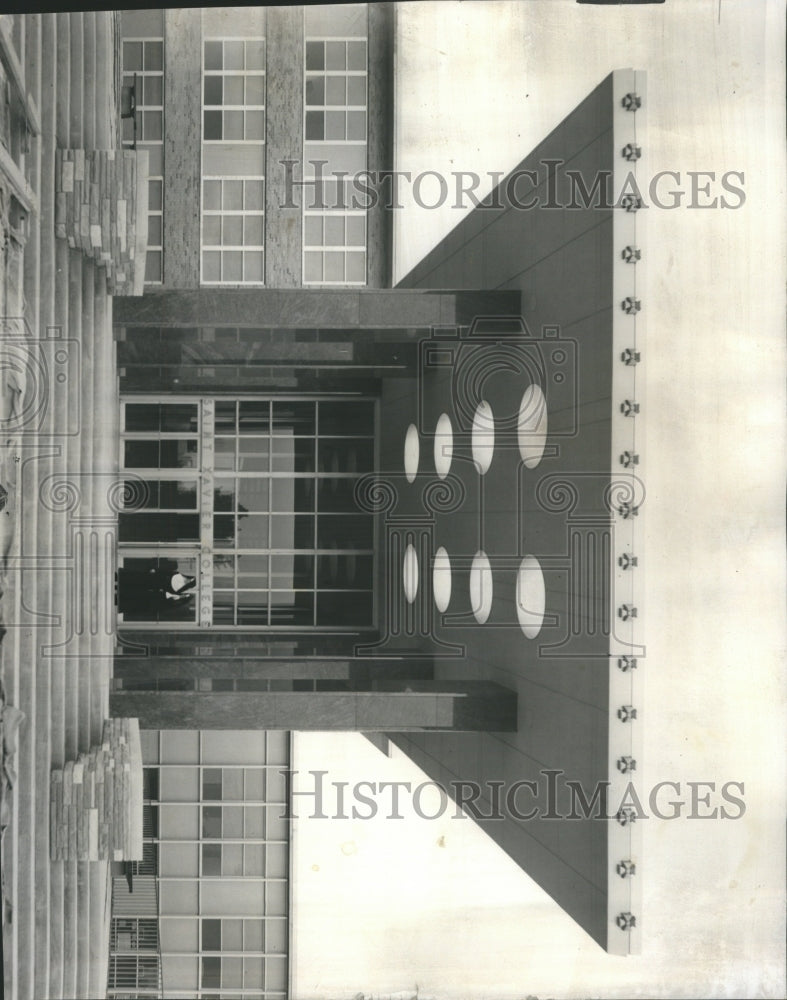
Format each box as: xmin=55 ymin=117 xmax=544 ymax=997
xmin=324 ymin=215 xmax=344 ymax=246
xmin=160 ymin=404 xmax=199 ymax=432
xmin=214 ymin=437 xmax=236 ymax=469
xmin=347 ymin=40 xmax=366 ymax=71
xmin=237 ymin=479 xmax=269 ymax=512
xmin=346 ymin=215 xmax=365 ymax=246
xmin=243 ymin=957 xmax=264 ymax=988
xmin=123 ymin=440 xmax=158 ymax=468
xmin=222 ymin=843 xmax=243 ymax=876
xmin=143 ymin=75 xmax=163 ymax=106
xmin=324 ymin=251 xmax=344 ymax=282
xmin=224 ymin=75 xmax=243 ymax=104
xmin=316 ymin=590 xmax=372 ymax=626
xmin=222 ymin=215 xmax=243 ymax=245
xmin=203 ymin=179 xmax=221 ymax=210
xmin=325 ymin=41 xmax=346 ymax=70
xmin=319 ymin=437 xmax=373 ymax=473
xmin=204 ymin=75 xmax=222 ymax=105
xmin=266 ymin=805 xmax=288 ymax=840
xmin=203 ymin=251 xmax=221 ymax=282
xmin=143 ymin=111 xmax=163 ymax=141
xmin=305 ymin=110 xmax=324 ymax=140
xmin=304 ymin=251 xmax=322 ymax=282
xmin=346 ymin=250 xmax=366 ymax=282
xmin=204 ymin=110 xmax=222 ymax=140
xmin=119 ymin=512 xmax=199 ymax=543
xmin=123 ymin=41 xmax=142 ymax=71
xmin=222 ymin=956 xmax=242 ymax=988
xmin=149 ymin=179 xmax=163 ymax=211
xmin=213 ymin=555 xmax=234 ymax=587
xmin=237 ymin=554 xmax=268 ymax=588
xmin=244 ymin=768 xmax=264 ymax=799
xmin=201 ymin=956 xmax=221 ymax=989
xmin=202 ymin=768 xmax=222 ymax=800
xmin=272 ymin=401 xmax=315 ymax=435
xmin=236 ymin=514 xmax=269 ymax=549
xmin=319 ymin=400 xmax=374 ymax=436
xmin=144 ymin=41 xmax=163 ymax=71
xmin=244 ymin=919 xmax=264 ymax=951
xmin=304 ymin=215 xmax=322 ymax=245
xmin=246 ymin=74 xmax=265 ymax=104
xmin=202 ymin=805 xmax=222 ymax=838
xmin=224 ymin=40 xmax=244 ymax=70
xmin=202 ymin=843 xmax=221 ymax=875
xmin=245 ymin=110 xmax=265 ymax=140
xmin=148 ymin=215 xmax=162 ymax=247
xmin=244 ymin=250 xmax=264 ymax=282
xmin=272 ymin=437 xmax=315 ymax=474
xmin=223 ymin=919 xmax=243 ymax=951
xmin=223 ymin=768 xmax=244 ymax=800
xmin=239 ymin=401 xmax=269 ymax=433
xmin=224 ymin=110 xmax=243 ymax=140
xmin=266 ymin=842 xmax=288 ymax=878
xmin=347 ymin=75 xmax=366 ymax=106
xmin=204 ymin=40 xmax=223 ymax=71
xmin=318 ymin=513 xmax=372 ymax=549
xmin=237 ymin=604 xmax=269 ymax=626
xmin=222 ymin=806 xmax=243 ymax=838
xmin=202 ymin=919 xmax=221 ymax=951
xmin=305 ymin=76 xmax=324 ymax=105
xmin=244 ymin=806 xmax=264 ymax=838
xmin=223 ymin=250 xmax=243 ymax=281
xmin=125 ymin=402 xmax=160 ymax=432
xmin=325 ymin=76 xmax=346 ymax=105
xmin=325 ymin=110 xmax=345 ymax=140
xmin=347 ymin=110 xmax=366 ymax=141
xmin=245 ymin=39 xmax=265 ymax=70
xmin=305 ymin=41 xmax=324 ymax=71
xmin=245 ymin=180 xmax=264 ymax=210
xmin=203 ymin=215 xmax=221 ymax=246
xmin=215 ymin=400 xmax=236 ymax=431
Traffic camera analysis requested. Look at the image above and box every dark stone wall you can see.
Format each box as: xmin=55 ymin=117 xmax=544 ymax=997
xmin=162 ymin=9 xmax=201 ymax=287
xmin=387 ymin=71 xmax=628 ymax=953
xmin=366 ymin=2 xmax=395 ymax=287
xmin=113 ymin=287 xmax=520 ymax=329
xmin=264 ymin=6 xmax=303 ymax=287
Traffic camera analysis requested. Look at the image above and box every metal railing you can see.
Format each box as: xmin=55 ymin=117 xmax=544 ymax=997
xmin=107 ymin=861 xmax=163 ymax=998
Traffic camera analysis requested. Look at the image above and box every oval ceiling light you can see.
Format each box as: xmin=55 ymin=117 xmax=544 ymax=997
xmin=404 ymin=423 xmax=419 ymax=483
xmin=518 ymin=385 xmax=548 ymax=469
xmin=472 ymin=399 xmax=495 ymax=475
xmin=433 ymin=413 xmax=453 ymax=480
xmin=469 ymin=550 xmax=493 ymax=624
xmin=403 ymin=543 xmax=418 ymax=604
xmin=516 ymin=555 xmax=546 ymax=638
xmin=432 ymin=546 xmax=452 ymax=612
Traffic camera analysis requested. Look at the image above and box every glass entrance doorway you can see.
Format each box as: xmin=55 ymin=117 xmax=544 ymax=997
xmin=117 ymin=397 xmax=376 ymax=629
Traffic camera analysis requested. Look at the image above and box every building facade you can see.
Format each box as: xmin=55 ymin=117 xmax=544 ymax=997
xmin=108 ymin=730 xmax=290 ymax=999
xmin=119 ymin=5 xmax=393 ymax=290
xmin=112 ymin=6 xmax=645 ymax=986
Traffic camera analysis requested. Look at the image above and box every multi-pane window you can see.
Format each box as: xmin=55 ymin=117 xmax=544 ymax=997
xmin=201 ymin=177 xmax=265 ymax=284
xmin=121 ymin=39 xmax=164 ymax=284
xmin=304 ymin=39 xmax=367 ymax=141
xmin=201 ymin=37 xmax=266 ymax=285
xmin=139 ymin=729 xmax=289 ymax=998
xmin=304 ymin=211 xmax=366 ymax=284
xmin=118 ymin=397 xmax=375 ymax=629
xmin=203 ymin=39 xmax=266 ymax=140
xmin=211 ymin=399 xmax=375 ymax=627
xmin=303 ymin=35 xmax=368 ymax=285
